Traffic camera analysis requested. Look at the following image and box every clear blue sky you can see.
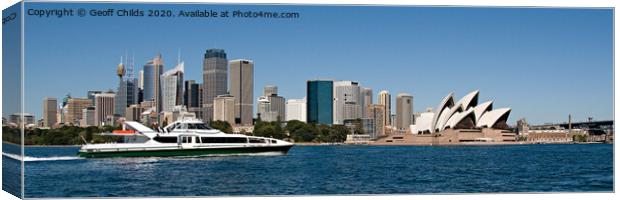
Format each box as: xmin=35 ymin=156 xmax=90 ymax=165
xmin=18 ymin=3 xmax=613 ymax=125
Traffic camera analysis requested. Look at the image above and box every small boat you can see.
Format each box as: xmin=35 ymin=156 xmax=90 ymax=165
xmin=78 ymin=118 xmax=294 ymax=158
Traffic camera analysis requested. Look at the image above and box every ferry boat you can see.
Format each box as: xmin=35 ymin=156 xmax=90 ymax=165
xmin=78 ymin=118 xmax=294 ymax=158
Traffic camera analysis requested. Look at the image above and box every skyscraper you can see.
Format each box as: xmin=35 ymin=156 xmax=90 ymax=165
xmin=213 ymin=94 xmax=235 ymax=125
xmin=361 ymin=87 xmax=372 ymax=118
xmin=203 ymin=49 xmax=228 ymax=122
xmin=161 ymin=62 xmax=184 ymax=112
xmin=142 ymin=54 xmax=164 ymax=112
xmin=333 ymin=81 xmax=361 ymax=124
xmin=81 ymin=106 xmax=96 ymax=127
xmin=286 ymin=98 xmax=306 ymax=122
xmin=65 ymin=98 xmax=92 ymax=126
xmin=95 ymin=92 xmax=115 ymax=126
xmin=125 ymin=55 xmax=139 ymax=107
xmin=229 ymin=59 xmax=254 ymax=125
xmin=367 ymin=104 xmax=386 ymax=136
xmin=264 ymin=85 xmax=285 ymax=122
xmin=396 ymin=93 xmax=413 ymax=130
xmin=86 ymin=91 xmax=102 ymax=105
xmin=378 ymin=90 xmax=391 ymax=127
xmin=307 ymin=80 xmax=333 ymax=125
xmin=184 ymin=80 xmax=200 ymax=108
xmin=43 ymin=97 xmax=57 ymax=127
xmin=257 ymin=96 xmax=277 ymax=122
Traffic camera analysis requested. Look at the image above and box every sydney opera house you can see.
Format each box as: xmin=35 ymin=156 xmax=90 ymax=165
xmin=375 ymin=90 xmax=517 ymax=145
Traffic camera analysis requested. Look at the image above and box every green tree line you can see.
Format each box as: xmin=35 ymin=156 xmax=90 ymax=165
xmin=3 ymin=119 xmax=354 ymax=145
xmin=2 ymin=125 xmax=123 ymax=145
xmin=252 ymin=119 xmax=351 ymax=143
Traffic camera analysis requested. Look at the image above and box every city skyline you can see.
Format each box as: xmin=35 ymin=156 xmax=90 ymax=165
xmin=16 ymin=4 xmax=613 ymax=124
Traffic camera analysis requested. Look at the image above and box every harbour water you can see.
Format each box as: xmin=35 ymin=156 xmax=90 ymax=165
xmin=2 ymin=143 xmax=613 ymax=197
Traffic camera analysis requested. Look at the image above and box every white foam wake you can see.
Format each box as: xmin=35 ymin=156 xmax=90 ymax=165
xmin=2 ymin=152 xmax=83 ymax=162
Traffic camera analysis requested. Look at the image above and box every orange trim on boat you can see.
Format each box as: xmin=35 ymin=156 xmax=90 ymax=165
xmin=112 ymin=130 xmax=136 ymax=134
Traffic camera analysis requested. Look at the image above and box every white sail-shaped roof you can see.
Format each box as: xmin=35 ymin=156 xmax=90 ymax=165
xmin=477 ymin=108 xmax=511 ymax=128
xmin=411 ymin=90 xmax=510 ymax=135
xmin=473 ymin=101 xmax=493 ymax=123
xmin=430 ymin=92 xmax=454 ymax=133
xmin=456 ymin=90 xmax=479 ymax=111
xmin=445 ymin=108 xmax=475 ymax=129
xmin=434 ymin=107 xmax=453 ymax=132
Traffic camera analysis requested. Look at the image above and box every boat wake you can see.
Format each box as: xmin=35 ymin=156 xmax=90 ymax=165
xmin=2 ymin=152 xmax=84 ymax=162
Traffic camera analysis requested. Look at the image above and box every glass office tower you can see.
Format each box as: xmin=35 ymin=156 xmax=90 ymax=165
xmin=307 ymin=80 xmax=333 ymax=125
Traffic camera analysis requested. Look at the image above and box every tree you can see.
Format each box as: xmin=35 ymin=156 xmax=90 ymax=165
xmin=329 ymin=125 xmax=349 ymax=143
xmin=253 ymin=121 xmax=285 ymax=139
xmin=210 ymin=120 xmax=233 ymax=133
xmin=285 ymin=120 xmax=306 ymax=134
xmin=291 ymin=123 xmax=318 ymax=142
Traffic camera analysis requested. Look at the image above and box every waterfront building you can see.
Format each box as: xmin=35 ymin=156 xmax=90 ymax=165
xmin=213 ymin=94 xmax=236 ymax=125
xmin=189 ymin=84 xmax=205 ymax=120
xmin=202 ymin=49 xmax=228 ymax=122
xmin=257 ymin=96 xmax=278 ymax=122
xmin=184 ymin=80 xmax=200 ymax=109
xmin=142 ymin=54 xmax=164 ymax=112
xmin=516 ymin=118 xmax=529 ymax=136
xmin=367 ymin=104 xmax=386 ymax=136
xmin=229 ymin=59 xmax=254 ymax=125
xmin=139 ymin=103 xmax=158 ymax=127
xmin=86 ymin=91 xmax=102 ymax=105
xmin=333 ymin=81 xmax=362 ymax=125
xmin=126 ymin=78 xmax=139 ymax=106
xmin=396 ymin=93 xmax=414 ymax=130
xmin=263 ymin=86 xmax=285 ymax=122
xmin=43 ymin=97 xmax=57 ymax=127
xmin=378 ymin=90 xmax=391 ymax=127
xmin=125 ymin=104 xmax=143 ymax=122
xmin=57 ymin=106 xmax=64 ymax=125
xmin=81 ymin=106 xmax=96 ymax=127
xmin=344 ymin=118 xmax=377 ymax=139
xmin=161 ymin=62 xmax=184 ymax=112
xmin=65 ymin=98 xmax=92 ymax=126
xmin=161 ymin=106 xmax=196 ymax=125
xmin=361 ymin=87 xmax=372 ymax=118
xmin=375 ymin=90 xmax=515 ymax=145
xmin=286 ymin=98 xmax=306 ymax=122
xmin=307 ymin=80 xmax=333 ymax=125
xmin=8 ymin=113 xmax=35 ymax=127
xmin=95 ymin=93 xmax=116 ymax=126
xmin=115 ymin=61 xmax=127 ymax=116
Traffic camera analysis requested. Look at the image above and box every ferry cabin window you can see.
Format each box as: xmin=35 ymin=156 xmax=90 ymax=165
xmin=201 ymin=137 xmax=248 ymax=143
xmin=154 ymin=136 xmax=177 ymax=143
xmin=166 ymin=122 xmax=180 ymax=133
xmin=181 ymin=136 xmax=193 ymax=143
xmin=188 ymin=123 xmax=212 ymax=130
xmin=249 ymin=138 xmax=266 ymax=143
xmin=175 ymin=123 xmax=187 ymax=130
xmin=271 ymin=140 xmax=277 ymax=144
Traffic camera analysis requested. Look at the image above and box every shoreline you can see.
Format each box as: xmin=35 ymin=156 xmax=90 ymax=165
xmin=3 ymin=141 xmax=81 ymax=147
xmin=3 ymin=141 xmax=610 ymax=147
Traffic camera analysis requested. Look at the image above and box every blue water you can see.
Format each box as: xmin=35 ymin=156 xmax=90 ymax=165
xmin=3 ymin=144 xmax=614 ymax=197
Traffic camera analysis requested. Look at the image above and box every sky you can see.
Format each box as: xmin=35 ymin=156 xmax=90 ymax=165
xmin=10 ymin=2 xmax=613 ymax=125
